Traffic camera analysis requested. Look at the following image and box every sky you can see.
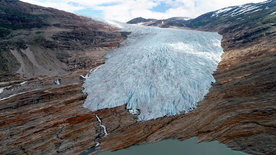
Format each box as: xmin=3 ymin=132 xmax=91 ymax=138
xmin=21 ymin=0 xmax=267 ymax=22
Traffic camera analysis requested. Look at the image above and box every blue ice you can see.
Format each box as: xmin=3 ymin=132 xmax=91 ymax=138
xmin=83 ymin=22 xmax=223 ymax=121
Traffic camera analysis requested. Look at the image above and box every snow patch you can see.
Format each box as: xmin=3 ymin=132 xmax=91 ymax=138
xmin=250 ymin=9 xmax=262 ymax=14
xmin=0 ymin=81 xmax=26 ymax=96
xmin=0 ymin=85 xmax=13 ymax=95
xmin=212 ymin=7 xmax=234 ymax=17
xmin=54 ymin=79 xmax=61 ymax=85
xmin=95 ymin=115 xmax=108 ymax=137
xmin=80 ymin=75 xmax=88 ymax=79
xmin=0 ymin=88 xmax=4 ymax=94
xmin=20 ymin=81 xmax=27 ymax=85
xmin=83 ymin=23 xmax=223 ymax=121
xmin=0 ymin=92 xmax=25 ymax=101
xmin=230 ymin=4 xmax=260 ymax=16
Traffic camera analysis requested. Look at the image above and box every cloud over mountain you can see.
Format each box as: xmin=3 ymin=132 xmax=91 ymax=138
xmin=21 ymin=0 xmax=266 ymax=22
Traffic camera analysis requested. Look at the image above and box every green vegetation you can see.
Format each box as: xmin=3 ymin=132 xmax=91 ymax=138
xmin=0 ymin=49 xmax=9 ymax=73
xmin=0 ymin=27 xmax=11 ymax=38
xmin=0 ymin=7 xmax=46 ymax=30
xmin=0 ymin=46 xmax=21 ymax=73
xmin=0 ymin=24 xmax=27 ymax=30
xmin=35 ymin=31 xmax=43 ymax=34
xmin=263 ymin=13 xmax=276 ymax=23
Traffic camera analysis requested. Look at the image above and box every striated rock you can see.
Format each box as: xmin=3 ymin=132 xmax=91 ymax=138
xmin=0 ymin=29 xmax=275 ymax=155
xmin=0 ymin=0 xmax=275 ymax=155
xmin=0 ymin=0 xmax=128 ymax=78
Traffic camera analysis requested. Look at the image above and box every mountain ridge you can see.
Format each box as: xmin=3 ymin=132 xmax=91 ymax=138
xmin=127 ymin=0 xmax=275 ymax=33
xmin=0 ymin=0 xmax=128 ymax=78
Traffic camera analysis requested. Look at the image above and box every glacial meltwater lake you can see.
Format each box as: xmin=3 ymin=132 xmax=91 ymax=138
xmin=98 ymin=138 xmax=247 ymax=155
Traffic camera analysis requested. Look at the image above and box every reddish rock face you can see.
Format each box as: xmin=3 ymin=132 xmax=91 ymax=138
xmin=0 ymin=1 xmax=275 ymax=155
xmin=0 ymin=31 xmax=275 ymax=155
xmin=97 ymin=38 xmax=276 ymax=155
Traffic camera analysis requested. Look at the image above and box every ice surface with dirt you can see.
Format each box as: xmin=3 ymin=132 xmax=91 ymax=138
xmin=83 ymin=22 xmax=223 ymax=121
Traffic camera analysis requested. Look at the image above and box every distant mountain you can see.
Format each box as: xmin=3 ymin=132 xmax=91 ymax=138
xmin=127 ymin=16 xmax=191 ymax=28
xmin=185 ymin=0 xmax=275 ymax=31
xmin=127 ymin=17 xmax=157 ymax=24
xmin=186 ymin=0 xmax=276 ymax=51
xmin=128 ymin=0 xmax=275 ymax=50
xmin=128 ymin=0 xmax=275 ymax=30
xmin=0 ymin=0 xmax=128 ymax=77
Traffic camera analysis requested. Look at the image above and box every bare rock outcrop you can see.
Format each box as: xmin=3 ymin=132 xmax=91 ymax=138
xmin=0 ymin=0 xmax=275 ymax=155
xmin=0 ymin=0 xmax=128 ymax=78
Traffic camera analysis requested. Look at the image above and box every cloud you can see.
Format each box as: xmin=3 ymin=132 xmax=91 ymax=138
xmin=21 ymin=0 xmax=267 ymax=22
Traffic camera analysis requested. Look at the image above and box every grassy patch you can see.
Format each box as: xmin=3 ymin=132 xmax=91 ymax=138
xmin=35 ymin=31 xmax=43 ymax=34
xmin=0 ymin=27 xmax=11 ymax=38
xmin=0 ymin=24 xmax=27 ymax=30
xmin=0 ymin=49 xmax=9 ymax=73
xmin=262 ymin=13 xmax=276 ymax=23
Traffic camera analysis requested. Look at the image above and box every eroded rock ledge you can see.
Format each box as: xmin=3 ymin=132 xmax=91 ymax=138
xmin=0 ymin=33 xmax=275 ymax=155
xmin=0 ymin=1 xmax=275 ymax=154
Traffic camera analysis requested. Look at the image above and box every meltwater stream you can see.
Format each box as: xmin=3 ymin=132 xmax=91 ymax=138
xmin=83 ymin=22 xmax=223 ymax=120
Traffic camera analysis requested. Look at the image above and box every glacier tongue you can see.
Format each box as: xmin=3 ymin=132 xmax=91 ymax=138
xmin=83 ymin=22 xmax=223 ymax=121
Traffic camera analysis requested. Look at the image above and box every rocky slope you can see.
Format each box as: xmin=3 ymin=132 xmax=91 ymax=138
xmin=0 ymin=0 xmax=275 ymax=155
xmin=0 ymin=0 xmax=128 ymax=78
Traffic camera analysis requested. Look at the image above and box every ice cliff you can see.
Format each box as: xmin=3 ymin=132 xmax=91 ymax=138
xmin=83 ymin=22 xmax=223 ymax=120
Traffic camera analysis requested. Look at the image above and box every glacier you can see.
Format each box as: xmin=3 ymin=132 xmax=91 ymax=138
xmin=83 ymin=22 xmax=223 ymax=121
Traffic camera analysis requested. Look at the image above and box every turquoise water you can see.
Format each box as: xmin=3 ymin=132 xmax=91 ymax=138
xmin=98 ymin=138 xmax=247 ymax=155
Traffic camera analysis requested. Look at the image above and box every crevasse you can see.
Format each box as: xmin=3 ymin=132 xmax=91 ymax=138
xmin=83 ymin=22 xmax=223 ymax=121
